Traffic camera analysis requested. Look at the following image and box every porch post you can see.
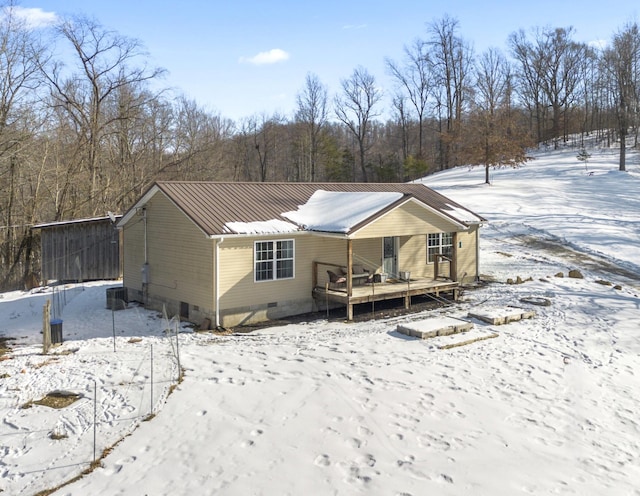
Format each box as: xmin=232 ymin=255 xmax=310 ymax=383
xmin=452 ymin=232 xmax=458 ymax=281
xmin=347 ymin=239 xmax=353 ymax=320
xmin=347 ymin=239 xmax=353 ymax=296
xmin=434 ymin=253 xmax=439 ymax=280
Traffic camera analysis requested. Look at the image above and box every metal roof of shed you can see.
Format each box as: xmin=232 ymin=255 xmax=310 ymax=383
xmin=33 ymin=215 xmax=122 ymax=230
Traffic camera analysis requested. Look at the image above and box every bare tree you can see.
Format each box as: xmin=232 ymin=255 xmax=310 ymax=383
xmin=575 ymin=44 xmax=600 ymax=145
xmin=0 ymin=1 xmax=50 ymax=289
xmin=386 ymin=38 xmax=432 ymax=161
xmin=510 ymin=27 xmax=586 ymax=148
xmin=390 ymin=93 xmax=410 ymax=164
xmin=295 ymin=73 xmax=328 ymax=181
xmin=43 ymin=16 xmax=165 ymax=215
xmin=334 ymin=66 xmax=382 ymax=182
xmin=604 ymin=22 xmax=640 ymax=171
xmin=509 ymin=29 xmax=547 ymax=143
xmin=467 ymin=48 xmax=532 ymax=183
xmin=242 ymin=112 xmax=286 ymax=182
xmin=427 ymin=15 xmax=474 ymax=169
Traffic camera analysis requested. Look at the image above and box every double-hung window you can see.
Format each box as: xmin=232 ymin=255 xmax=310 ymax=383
xmin=254 ymin=240 xmax=294 ymax=282
xmin=427 ymin=232 xmax=453 ymax=263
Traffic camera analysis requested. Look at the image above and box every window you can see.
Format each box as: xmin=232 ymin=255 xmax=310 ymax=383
xmin=254 ymin=240 xmax=294 ymax=281
xmin=427 ymin=232 xmax=453 ymax=263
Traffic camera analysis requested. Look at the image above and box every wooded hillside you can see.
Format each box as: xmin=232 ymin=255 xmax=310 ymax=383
xmin=1 ymin=5 xmax=638 ymax=289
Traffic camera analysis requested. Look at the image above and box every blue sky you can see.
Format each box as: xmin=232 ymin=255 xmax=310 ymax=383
xmin=19 ymin=1 xmax=640 ymax=121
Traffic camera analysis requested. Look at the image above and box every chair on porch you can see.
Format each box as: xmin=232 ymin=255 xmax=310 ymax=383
xmin=339 ymin=264 xmax=373 ymax=285
xmin=327 ymin=270 xmax=347 ymax=289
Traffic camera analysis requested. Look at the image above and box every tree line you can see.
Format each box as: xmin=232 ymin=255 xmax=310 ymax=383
xmin=1 ymin=5 xmax=638 ymax=290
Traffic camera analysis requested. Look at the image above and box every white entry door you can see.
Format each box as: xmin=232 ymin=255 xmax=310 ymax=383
xmin=383 ymin=236 xmax=399 ymax=277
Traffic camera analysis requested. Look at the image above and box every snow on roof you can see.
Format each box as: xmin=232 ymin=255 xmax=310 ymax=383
xmin=282 ymin=190 xmax=404 ymax=233
xmin=442 ymin=203 xmax=484 ymax=224
xmin=33 ymin=215 xmax=121 ymax=229
xmin=224 ymin=219 xmax=300 ymax=235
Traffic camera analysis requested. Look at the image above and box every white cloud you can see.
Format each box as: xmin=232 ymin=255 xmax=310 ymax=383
xmin=588 ymin=39 xmax=608 ymax=49
xmin=342 ymin=23 xmax=367 ymax=30
xmin=239 ymin=48 xmax=290 ymax=65
xmin=3 ymin=6 xmax=58 ymax=29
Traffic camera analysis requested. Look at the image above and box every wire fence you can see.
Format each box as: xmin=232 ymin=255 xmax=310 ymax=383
xmin=0 ymin=314 xmax=185 ymax=496
xmin=50 ymin=283 xmax=85 ymax=320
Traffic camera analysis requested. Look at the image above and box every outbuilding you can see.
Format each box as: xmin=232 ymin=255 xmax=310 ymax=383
xmin=33 ymin=215 xmax=122 ymax=284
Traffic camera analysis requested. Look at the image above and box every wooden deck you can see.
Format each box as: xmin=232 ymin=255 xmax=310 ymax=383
xmin=313 ymin=277 xmax=460 ymax=320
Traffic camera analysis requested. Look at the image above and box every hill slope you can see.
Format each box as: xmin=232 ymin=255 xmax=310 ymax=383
xmin=1 ymin=144 xmax=639 ymax=496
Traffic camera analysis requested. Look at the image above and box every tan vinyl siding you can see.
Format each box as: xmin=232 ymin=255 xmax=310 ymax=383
xmin=352 ymin=238 xmax=382 ymax=274
xmin=352 ymin=199 xmax=461 ymax=239
xmin=218 ymin=234 xmax=356 ymax=326
xmin=219 ymin=235 xmax=397 ymax=310
xmin=219 ymin=235 xmax=316 ymax=310
xmin=122 ymin=217 xmax=145 ymax=290
xmin=314 ymin=237 xmax=352 ymax=286
xmin=454 ymin=226 xmax=479 ymax=282
xmin=397 ymin=235 xmax=434 ymax=279
xmin=143 ymin=194 xmax=214 ymax=311
xmin=353 ymin=237 xmax=433 ymax=278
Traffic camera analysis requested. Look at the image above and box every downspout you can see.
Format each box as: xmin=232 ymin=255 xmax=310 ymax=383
xmin=141 ymin=208 xmax=149 ymax=305
xmin=475 ymin=226 xmax=480 ymax=282
xmin=215 ymin=237 xmax=224 ymax=328
xmin=143 ymin=208 xmax=148 ymax=264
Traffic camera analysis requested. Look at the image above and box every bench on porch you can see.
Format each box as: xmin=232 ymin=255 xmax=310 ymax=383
xmin=339 ymin=265 xmax=372 ymax=285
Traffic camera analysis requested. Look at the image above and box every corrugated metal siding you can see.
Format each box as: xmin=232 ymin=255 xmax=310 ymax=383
xmin=39 ymin=219 xmax=120 ymax=281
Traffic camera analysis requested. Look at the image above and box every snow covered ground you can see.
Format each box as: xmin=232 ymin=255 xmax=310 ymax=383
xmin=1 ymin=143 xmax=640 ymax=495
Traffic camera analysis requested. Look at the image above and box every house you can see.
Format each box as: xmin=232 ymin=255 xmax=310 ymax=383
xmin=117 ymin=182 xmax=486 ymax=327
xmin=32 ymin=215 xmax=122 ymax=284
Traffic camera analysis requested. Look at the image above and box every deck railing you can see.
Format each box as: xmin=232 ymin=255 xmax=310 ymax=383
xmin=313 ymin=260 xmax=379 ymax=295
xmin=313 ymin=261 xmax=348 ymax=292
xmin=433 ymin=254 xmax=453 ymax=280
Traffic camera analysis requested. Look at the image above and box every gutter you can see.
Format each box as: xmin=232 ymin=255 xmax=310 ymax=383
xmin=208 ymin=230 xmax=310 ymax=240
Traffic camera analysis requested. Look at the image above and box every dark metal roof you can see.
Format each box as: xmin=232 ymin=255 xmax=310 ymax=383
xmin=125 ymin=181 xmax=485 ymax=236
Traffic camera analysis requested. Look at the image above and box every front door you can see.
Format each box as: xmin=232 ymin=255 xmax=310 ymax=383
xmin=383 ymin=236 xmax=398 ymax=277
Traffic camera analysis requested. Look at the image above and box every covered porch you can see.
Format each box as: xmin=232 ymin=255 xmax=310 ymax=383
xmin=311 ymin=234 xmax=459 ymax=320
xmin=312 ymin=274 xmax=460 ymax=320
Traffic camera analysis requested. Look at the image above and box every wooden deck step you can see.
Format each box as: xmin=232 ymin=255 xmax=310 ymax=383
xmin=467 ymin=307 xmax=536 ymax=325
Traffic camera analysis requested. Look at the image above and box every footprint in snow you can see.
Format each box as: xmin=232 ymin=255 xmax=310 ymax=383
xmin=314 ymin=454 xmax=331 ymax=467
